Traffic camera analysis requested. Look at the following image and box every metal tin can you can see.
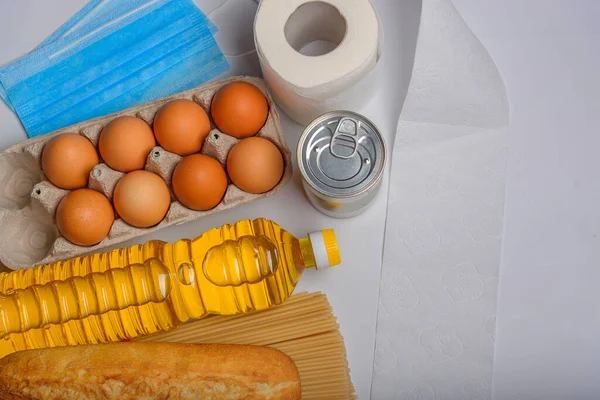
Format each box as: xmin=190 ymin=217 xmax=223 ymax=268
xmin=297 ymin=111 xmax=387 ymax=218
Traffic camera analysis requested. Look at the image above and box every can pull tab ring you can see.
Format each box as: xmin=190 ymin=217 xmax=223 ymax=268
xmin=330 ymin=117 xmax=360 ymax=159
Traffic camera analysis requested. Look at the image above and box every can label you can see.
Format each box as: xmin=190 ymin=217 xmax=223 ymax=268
xmin=298 ymin=111 xmax=386 ymax=218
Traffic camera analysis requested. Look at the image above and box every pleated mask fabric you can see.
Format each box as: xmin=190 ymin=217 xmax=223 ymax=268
xmin=37 ymin=0 xmax=218 ymax=49
xmin=0 ymin=0 xmax=228 ymax=137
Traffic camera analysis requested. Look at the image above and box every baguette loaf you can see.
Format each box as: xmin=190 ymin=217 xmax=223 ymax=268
xmin=0 ymin=342 xmax=301 ymax=400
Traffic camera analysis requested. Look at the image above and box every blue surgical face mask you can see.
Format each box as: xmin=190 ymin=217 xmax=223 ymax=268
xmin=2 ymin=0 xmax=212 ymax=108
xmin=0 ymin=0 xmax=219 ymax=110
xmin=0 ymin=0 xmax=228 ymax=137
xmin=39 ymin=0 xmax=218 ymax=48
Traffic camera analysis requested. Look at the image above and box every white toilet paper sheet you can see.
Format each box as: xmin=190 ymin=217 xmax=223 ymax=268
xmin=372 ymin=0 xmax=509 ymax=398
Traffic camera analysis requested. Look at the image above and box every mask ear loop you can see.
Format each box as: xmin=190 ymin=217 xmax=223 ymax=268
xmin=205 ymin=0 xmax=260 ymax=17
xmin=224 ymin=49 xmax=257 ymax=59
xmin=205 ymin=0 xmax=260 ymax=59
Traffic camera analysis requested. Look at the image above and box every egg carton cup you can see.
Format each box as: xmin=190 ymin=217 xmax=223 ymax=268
xmin=0 ymin=76 xmax=292 ymax=270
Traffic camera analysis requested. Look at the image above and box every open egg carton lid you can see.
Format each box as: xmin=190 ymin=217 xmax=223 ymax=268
xmin=0 ymin=76 xmax=292 ymax=271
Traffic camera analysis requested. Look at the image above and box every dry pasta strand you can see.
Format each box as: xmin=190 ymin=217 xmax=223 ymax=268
xmin=134 ymin=292 xmax=355 ymax=399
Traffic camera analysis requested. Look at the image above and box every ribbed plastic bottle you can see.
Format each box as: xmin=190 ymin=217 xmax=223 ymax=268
xmin=0 ymin=218 xmax=340 ymax=358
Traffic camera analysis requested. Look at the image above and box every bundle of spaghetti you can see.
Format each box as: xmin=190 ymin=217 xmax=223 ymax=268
xmin=135 ymin=292 xmax=356 ymax=400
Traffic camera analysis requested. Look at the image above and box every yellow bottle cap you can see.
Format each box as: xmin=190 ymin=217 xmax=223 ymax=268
xmin=307 ymin=229 xmax=341 ymax=269
xmin=320 ymin=229 xmax=341 ymax=267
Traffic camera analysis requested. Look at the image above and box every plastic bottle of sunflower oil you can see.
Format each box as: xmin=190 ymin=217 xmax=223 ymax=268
xmin=0 ymin=218 xmax=340 ymax=358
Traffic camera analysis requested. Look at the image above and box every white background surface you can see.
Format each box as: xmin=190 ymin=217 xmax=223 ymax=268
xmin=0 ymin=1 xmax=599 ymax=399
xmin=450 ymin=1 xmax=600 ymax=399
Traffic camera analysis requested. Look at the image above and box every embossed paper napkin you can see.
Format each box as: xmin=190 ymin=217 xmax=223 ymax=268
xmin=372 ymin=0 xmax=509 ymax=398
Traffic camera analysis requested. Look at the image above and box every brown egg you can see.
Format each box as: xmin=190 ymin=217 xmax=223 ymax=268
xmin=42 ymin=133 xmax=99 ymax=189
xmin=99 ymin=116 xmax=156 ymax=172
xmin=211 ymin=81 xmax=269 ymax=139
xmin=226 ymin=137 xmax=284 ymax=194
xmin=172 ymin=154 xmax=227 ymax=211
xmin=113 ymin=170 xmax=171 ymax=228
xmin=56 ymin=188 xmax=114 ymax=246
xmin=153 ymin=99 xmax=210 ymax=156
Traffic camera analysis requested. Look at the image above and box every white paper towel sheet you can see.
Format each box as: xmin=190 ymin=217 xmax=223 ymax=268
xmin=372 ymin=0 xmax=509 ymax=398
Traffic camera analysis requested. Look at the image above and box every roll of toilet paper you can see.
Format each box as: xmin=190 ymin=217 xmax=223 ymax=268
xmin=254 ymin=0 xmax=383 ymax=125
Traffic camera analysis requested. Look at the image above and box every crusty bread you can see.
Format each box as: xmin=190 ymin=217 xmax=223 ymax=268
xmin=0 ymin=342 xmax=301 ymax=400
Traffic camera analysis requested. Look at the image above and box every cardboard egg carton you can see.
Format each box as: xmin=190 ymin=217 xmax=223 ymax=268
xmin=0 ymin=76 xmax=292 ymax=270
